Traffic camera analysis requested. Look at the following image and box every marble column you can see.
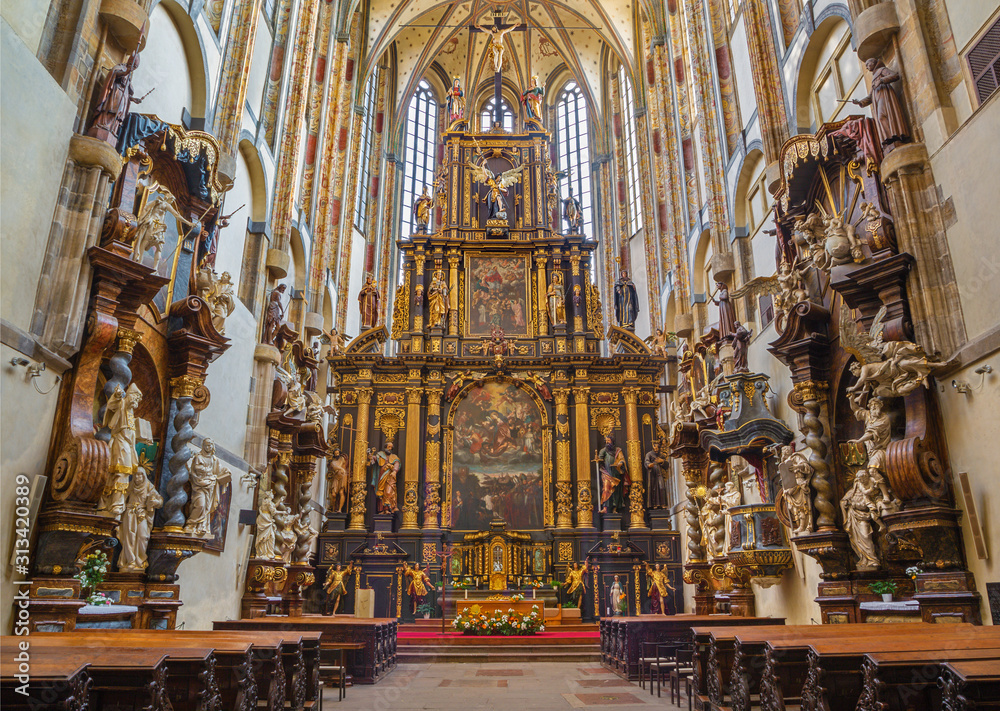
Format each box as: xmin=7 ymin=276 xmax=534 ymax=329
xmin=623 ymin=386 xmax=647 ymax=530
xmin=158 ymin=375 xmax=202 ymax=530
xmin=401 ymin=386 xmax=422 ymax=530
xmin=96 ymin=328 xmax=141 ymax=440
xmin=348 ymin=388 xmax=373 ymax=530
xmin=554 ymin=388 xmax=573 ymax=529
xmin=572 ymin=386 xmax=594 ymax=528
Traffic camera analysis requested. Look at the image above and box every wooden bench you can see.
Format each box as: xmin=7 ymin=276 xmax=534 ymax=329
xmin=1 ymin=650 xmax=91 ymax=711
xmin=857 ymin=648 xmax=1000 ymax=711
xmin=938 ymin=659 xmax=1000 ymax=711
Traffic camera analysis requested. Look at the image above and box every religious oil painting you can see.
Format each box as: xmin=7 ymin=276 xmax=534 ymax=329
xmin=451 ymin=380 xmax=544 ymax=529
xmin=202 ymin=479 xmax=232 ymax=553
xmin=466 ymin=253 xmax=532 ymax=337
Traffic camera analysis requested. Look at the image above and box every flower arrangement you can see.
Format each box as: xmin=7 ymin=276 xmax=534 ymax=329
xmin=75 ymin=552 xmax=112 ymax=606
xmin=452 ymin=605 xmax=545 ymax=636
xmin=528 ymin=580 xmax=544 ymax=589
xmin=905 ymin=566 xmax=921 ymax=580
xmin=451 ymin=577 xmax=475 ymax=590
xmin=617 ymin=592 xmax=628 ymax=615
xmin=510 ymin=593 xmax=525 ymax=601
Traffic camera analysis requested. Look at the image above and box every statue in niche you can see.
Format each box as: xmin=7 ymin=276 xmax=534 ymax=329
xmin=710 ymin=281 xmax=738 ymax=340
xmin=97 ymin=383 xmax=143 ymax=518
xmin=118 ymin=464 xmax=162 ymax=572
xmin=427 ymin=269 xmax=449 ymax=329
xmin=324 ymin=562 xmax=354 ymax=615
xmin=609 ymin=575 xmax=624 ymax=615
xmin=732 ymin=322 xmax=752 ymax=373
xmin=88 ymin=50 xmax=142 ymax=145
xmin=402 ymin=562 xmax=432 ymax=615
xmin=851 ymin=59 xmax=910 ymax=152
xmin=563 ymin=561 xmax=588 ymax=608
xmin=521 ymin=75 xmax=545 ymax=126
xmin=644 ymin=439 xmax=669 ymax=509
xmin=369 ymin=441 xmax=400 ymax=514
xmin=413 ymin=187 xmax=433 ymax=232
xmin=359 ymin=276 xmax=381 ymax=329
xmin=254 ymin=489 xmax=278 ymax=559
xmin=562 ymin=193 xmax=583 ymax=233
xmin=841 ymin=468 xmax=885 ymax=570
xmin=446 ymin=77 xmax=466 ymax=124
xmin=262 ymin=284 xmax=287 ymax=346
xmin=326 ymin=445 xmax=350 ymax=514
xmin=596 ymin=435 xmax=628 ymax=514
xmin=133 ymin=193 xmax=192 ymax=269
xmin=292 ymin=511 xmax=318 ymax=563
xmin=645 ymin=562 xmax=674 ymax=615
xmin=613 ymin=269 xmax=639 ymax=330
xmin=468 ymin=156 xmax=524 ymax=220
xmin=547 ymin=271 xmax=567 ymax=326
xmin=184 ymin=438 xmax=232 ymax=537
xmin=777 ymin=445 xmax=814 ymax=535
xmin=274 ymin=501 xmax=297 ymax=562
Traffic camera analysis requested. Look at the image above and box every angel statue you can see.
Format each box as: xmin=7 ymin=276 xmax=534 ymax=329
xmin=468 ymin=155 xmax=524 ymax=220
xmin=729 ymin=259 xmax=810 ymax=331
xmin=840 ymin=303 xmax=936 ymax=405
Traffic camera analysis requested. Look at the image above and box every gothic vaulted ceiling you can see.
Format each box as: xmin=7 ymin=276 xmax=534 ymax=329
xmin=361 ymin=0 xmax=644 ymax=123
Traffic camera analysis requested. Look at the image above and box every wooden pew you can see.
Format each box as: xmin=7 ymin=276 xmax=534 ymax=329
xmin=1 ymin=650 xmax=91 ymax=711
xmin=799 ymin=629 xmax=1000 ymax=711
xmin=858 ymin=648 xmax=1000 ymax=711
xmin=938 ymin=659 xmax=1000 ymax=711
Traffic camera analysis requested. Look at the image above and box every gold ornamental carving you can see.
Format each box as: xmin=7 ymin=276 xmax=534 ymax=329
xmin=391 ymin=271 xmax=410 ymax=340
xmin=558 ymin=541 xmax=573 ymax=562
xmin=116 ymin=328 xmax=142 ymax=354
xmin=374 ymin=408 xmax=405 ymax=441
xmin=169 ymin=375 xmax=202 ymax=399
xmin=591 ymin=408 xmax=621 ymax=435
xmin=375 ymin=372 xmax=408 ymax=384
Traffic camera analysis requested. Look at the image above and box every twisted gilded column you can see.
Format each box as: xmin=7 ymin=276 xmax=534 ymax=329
xmin=793 ymin=381 xmax=836 ymax=529
xmin=573 ymin=386 xmax=593 ymax=528
xmin=683 ymin=463 xmax=706 ymax=563
xmin=623 ymin=387 xmax=646 ymax=530
xmin=348 ymin=388 xmax=373 ymax=530
xmin=423 ymin=387 xmax=443 ymax=529
xmin=554 ymin=388 xmax=573 ymax=529
xmin=96 ymin=328 xmax=141 ymax=440
xmin=401 ymin=386 xmax=422 ymax=529
xmin=158 ymin=375 xmax=201 ymax=530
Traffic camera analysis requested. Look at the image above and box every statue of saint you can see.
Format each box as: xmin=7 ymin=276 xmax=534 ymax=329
xmin=732 ymin=322 xmax=752 ymax=372
xmin=562 ymin=194 xmax=583 ymax=233
xmin=118 ymin=465 xmax=162 ymax=572
xmin=597 ymin=436 xmax=628 ymax=514
xmin=521 ymin=75 xmax=545 ymax=125
xmin=721 ymin=480 xmax=742 ymax=511
xmin=610 ymin=575 xmax=624 ymax=615
xmin=563 ymin=561 xmax=588 ymax=608
xmin=645 ymin=562 xmax=675 ymax=615
xmin=97 ymin=383 xmax=143 ymax=518
xmin=359 ymin=276 xmax=380 ymax=329
xmin=326 ymin=446 xmax=350 ymax=514
xmin=849 ymin=397 xmax=891 ymax=480
xmin=851 ymin=59 xmax=910 ymax=151
xmin=841 ymin=469 xmax=881 ymax=570
xmin=644 ymin=441 xmax=669 ymax=509
xmin=483 ymin=23 xmax=517 ymax=73
xmin=427 ymin=270 xmax=449 ymax=329
xmin=184 ymin=438 xmax=232 ymax=537
xmin=324 ymin=562 xmax=354 ymax=615
xmin=778 ymin=446 xmax=814 ymax=536
xmin=403 ymin=562 xmax=433 ymax=615
xmin=207 ymin=271 xmax=236 ymax=335
xmin=132 ymin=194 xmax=191 ymax=269
xmin=701 ymin=488 xmax=725 ymax=558
xmin=546 ymin=271 xmax=567 ymax=326
xmin=262 ymin=284 xmax=287 ymax=345
xmin=613 ymin=270 xmax=639 ymax=330
xmin=254 ymin=489 xmax=278 ymax=559
xmin=446 ymin=77 xmax=465 ymax=123
xmin=413 ymin=187 xmax=433 ymax=232
xmin=88 ymin=51 xmax=142 ymax=147
xmin=275 ymin=501 xmax=297 ymax=562
xmin=711 ymin=281 xmax=737 ymax=340
xmin=370 ymin=442 xmax=400 ymax=513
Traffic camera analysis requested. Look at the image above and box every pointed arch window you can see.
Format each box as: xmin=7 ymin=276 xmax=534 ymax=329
xmin=618 ymin=68 xmax=643 ymax=236
xmin=401 ymin=80 xmax=439 ymax=236
xmin=354 ymin=66 xmax=381 ymax=233
xmin=480 ymin=96 xmax=515 ymax=131
xmin=555 ymin=81 xmax=593 ymax=234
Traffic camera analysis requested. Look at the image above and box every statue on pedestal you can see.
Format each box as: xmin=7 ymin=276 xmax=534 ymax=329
xmin=275 ymin=502 xmax=297 ymax=562
xmin=184 ymin=438 xmax=232 ymax=537
xmin=446 ymin=77 xmax=465 ymax=124
xmin=644 ymin=440 xmax=669 ymax=509
xmin=546 ymin=271 xmax=566 ymax=326
xmin=413 ymin=187 xmax=433 ymax=232
xmin=468 ymin=156 xmax=524 ymax=221
xmin=521 ymin=75 xmax=545 ymax=126
xmin=613 ymin=270 xmax=639 ymax=330
xmin=710 ymin=281 xmax=737 ymax=340
xmin=262 ymin=284 xmax=287 ymax=345
xmin=851 ymin=59 xmax=910 ymax=151
xmin=324 ymin=562 xmax=354 ymax=615
xmin=369 ymin=442 xmax=400 ymax=514
xmin=645 ymin=562 xmax=674 ymax=615
xmin=254 ymin=489 xmax=278 ymax=559
xmin=88 ymin=50 xmax=142 ymax=146
xmin=609 ymin=575 xmax=624 ymax=615
xmin=562 ymin=193 xmax=582 ymax=233
xmin=596 ymin=436 xmax=628 ymax=514
xmin=778 ymin=445 xmax=814 ymax=536
xmin=563 ymin=561 xmax=588 ymax=608
xmin=403 ymin=562 xmax=432 ymax=615
xmin=359 ymin=276 xmax=381 ymax=329
xmin=427 ymin=270 xmax=449 ymax=329
xmin=326 ymin=446 xmax=349 ymax=514
xmin=118 ymin=464 xmax=162 ymax=572
xmin=97 ymin=383 xmax=143 ymax=518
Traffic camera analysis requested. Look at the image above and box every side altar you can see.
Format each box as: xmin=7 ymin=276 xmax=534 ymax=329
xmin=314 ymin=114 xmax=681 ymax=622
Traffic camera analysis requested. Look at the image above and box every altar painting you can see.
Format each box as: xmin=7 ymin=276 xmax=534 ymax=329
xmin=451 ymin=380 xmax=543 ymax=529
xmin=466 ymin=254 xmax=531 ymax=337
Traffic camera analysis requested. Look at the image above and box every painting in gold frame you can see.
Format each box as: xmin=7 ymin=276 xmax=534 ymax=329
xmin=465 ymin=253 xmax=532 ymax=338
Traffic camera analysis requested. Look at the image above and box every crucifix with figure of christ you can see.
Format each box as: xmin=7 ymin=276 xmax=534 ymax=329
xmin=471 ymin=8 xmax=526 ymax=126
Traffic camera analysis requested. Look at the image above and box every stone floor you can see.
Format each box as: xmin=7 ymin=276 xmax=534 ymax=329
xmin=325 ymin=662 xmax=687 ymax=709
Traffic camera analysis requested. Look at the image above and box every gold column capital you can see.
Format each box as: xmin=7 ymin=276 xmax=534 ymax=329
xmin=116 ymin=328 xmax=142 ymax=354
xmin=792 ymin=380 xmax=829 ymax=402
xmin=553 ymin=388 xmax=571 ymax=407
xmin=406 ymin=387 xmax=423 ymax=404
xmin=622 ymin=386 xmax=640 ymax=404
xmin=169 ymin=375 xmax=202 ymax=399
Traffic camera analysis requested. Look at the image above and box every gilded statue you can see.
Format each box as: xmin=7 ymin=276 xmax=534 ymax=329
xmin=184 ymin=438 xmax=232 ymax=537
xmin=467 ymin=155 xmax=524 ymax=221
xmin=118 ymin=464 xmax=162 ymax=572
xmin=275 ymin=502 xmax=297 ymax=562
xmin=851 ymin=58 xmax=910 ymax=151
xmin=324 ymin=562 xmax=354 ymax=615
xmin=777 ymin=445 xmax=814 ymax=535
xmin=413 ymin=187 xmax=433 ymax=232
xmin=369 ymin=442 xmax=400 ymax=513
xmin=521 ymin=75 xmax=544 ymax=126
xmin=596 ymin=436 xmax=628 ymax=514
xmin=402 ymin=562 xmax=433 ymax=615
xmin=97 ymin=383 xmax=143 ymax=518
xmin=254 ymin=489 xmax=278 ymax=559
xmin=700 ymin=488 xmax=725 ymax=559
xmin=644 ymin=562 xmax=675 ymax=615
xmin=427 ymin=269 xmax=449 ymax=329
xmin=563 ymin=561 xmax=588 ymax=608
xmin=546 ymin=271 xmax=567 ymax=326
xmin=326 ymin=445 xmax=350 ymax=514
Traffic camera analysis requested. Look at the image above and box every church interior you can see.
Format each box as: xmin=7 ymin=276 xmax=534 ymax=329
xmin=2 ymin=0 xmax=999 ymax=707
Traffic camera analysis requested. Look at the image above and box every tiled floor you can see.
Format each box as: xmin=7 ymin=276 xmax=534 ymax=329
xmin=326 ymin=662 xmax=687 ymax=710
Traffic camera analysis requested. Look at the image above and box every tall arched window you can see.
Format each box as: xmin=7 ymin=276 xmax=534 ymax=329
xmin=401 ymin=80 xmax=439 ymax=236
xmin=354 ymin=66 xmax=381 ymax=233
xmin=480 ymin=96 xmax=514 ymax=131
xmin=618 ymin=67 xmax=643 ymax=236
xmin=555 ymin=82 xmax=593 ymax=233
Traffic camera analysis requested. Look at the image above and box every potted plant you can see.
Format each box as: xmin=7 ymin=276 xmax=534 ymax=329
xmin=870 ymin=579 xmax=898 ymax=602
xmin=416 ymin=601 xmax=435 ymax=620
xmin=75 ymin=552 xmax=112 ymax=606
xmin=561 ymin=600 xmax=581 ymax=621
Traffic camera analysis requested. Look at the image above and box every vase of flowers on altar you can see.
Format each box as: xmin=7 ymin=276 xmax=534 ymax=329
xmin=452 ymin=604 xmax=545 ymax=636
xmin=75 ymin=552 xmax=112 ymax=606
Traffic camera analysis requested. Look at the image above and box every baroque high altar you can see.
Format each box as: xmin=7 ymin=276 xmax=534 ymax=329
xmin=315 ymin=120 xmax=681 ymax=621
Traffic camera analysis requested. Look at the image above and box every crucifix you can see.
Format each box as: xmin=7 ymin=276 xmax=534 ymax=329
xmin=472 ymin=8 xmax=526 ymax=126
xmin=427 ymin=543 xmax=457 ymax=633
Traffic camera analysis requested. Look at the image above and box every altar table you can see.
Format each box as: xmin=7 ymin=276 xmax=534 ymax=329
xmin=455 ymin=599 xmax=544 ymax=618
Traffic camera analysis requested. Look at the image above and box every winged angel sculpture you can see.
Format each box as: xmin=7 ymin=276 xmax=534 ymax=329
xmin=728 ymin=259 xmax=811 ymax=332
xmin=839 ymin=303 xmax=937 ymax=406
xmin=468 ymin=155 xmax=524 ymax=220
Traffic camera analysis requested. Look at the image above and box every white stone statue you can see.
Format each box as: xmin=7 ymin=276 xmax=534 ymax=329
xmin=841 ymin=468 xmax=882 ymax=570
xmin=132 ymin=192 xmax=191 ymax=269
xmin=97 ymin=383 xmax=143 ymax=518
xmin=293 ymin=511 xmax=318 ymax=564
xmin=208 ymin=271 xmax=236 ymax=335
xmin=118 ymin=465 xmax=163 ymax=572
xmin=274 ymin=502 xmax=297 ymax=563
xmin=701 ymin=489 xmax=724 ymax=558
xmin=721 ymin=480 xmax=742 ymax=511
xmin=778 ymin=445 xmax=814 ymax=535
xmin=254 ymin=489 xmax=278 ymax=559
xmin=286 ymin=376 xmax=307 ymax=414
xmin=184 ymin=438 xmax=232 ymax=537
xmin=821 ymin=211 xmax=864 ymax=264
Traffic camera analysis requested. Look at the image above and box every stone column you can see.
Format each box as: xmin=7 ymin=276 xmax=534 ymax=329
xmin=573 ymin=386 xmax=594 ymax=528
xmin=245 ymin=344 xmax=281 ymax=470
xmin=348 ymin=388 xmax=373 ymax=530
xmin=535 ymin=254 xmax=549 ymax=336
xmin=623 ymin=386 xmax=646 ymax=530
xmin=401 ymin=386 xmax=422 ymax=530
xmin=554 ymin=388 xmax=573 ymax=529
xmin=423 ymin=387 xmax=443 ymax=529
xmin=96 ymin=328 xmax=141 ymax=439
xmin=158 ymin=375 xmax=202 ymax=530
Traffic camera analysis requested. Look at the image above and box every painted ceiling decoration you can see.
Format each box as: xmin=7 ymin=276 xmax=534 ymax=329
xmin=358 ymin=0 xmax=643 ymax=125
